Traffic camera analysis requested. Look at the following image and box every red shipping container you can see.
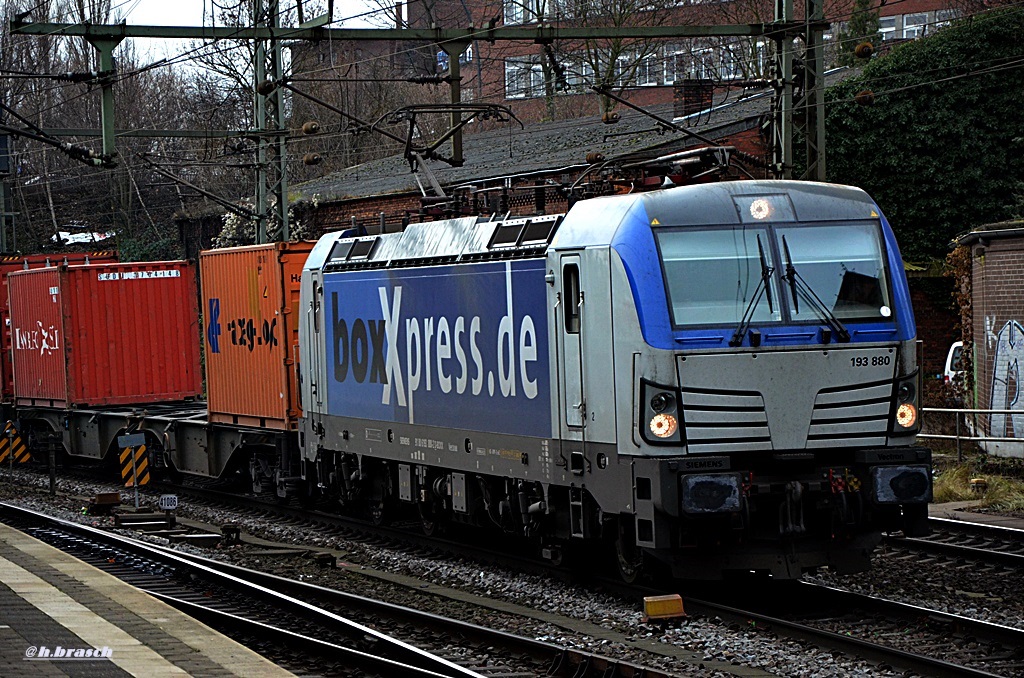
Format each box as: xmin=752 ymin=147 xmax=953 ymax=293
xmin=8 ymin=261 xmax=202 ymax=408
xmin=0 ymin=251 xmax=118 ymax=402
xmin=200 ymin=242 xmax=313 ymax=430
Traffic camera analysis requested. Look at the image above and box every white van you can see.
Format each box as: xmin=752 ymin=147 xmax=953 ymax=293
xmin=944 ymin=341 xmax=963 ymax=384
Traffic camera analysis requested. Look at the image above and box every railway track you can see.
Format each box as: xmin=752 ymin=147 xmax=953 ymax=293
xmin=883 ymin=516 xmax=1024 ymax=568
xmin=8 ymin=465 xmax=1024 ymax=676
xmin=678 ymin=581 xmax=1024 ymax=678
xmin=0 ymin=500 xmax=681 ymax=678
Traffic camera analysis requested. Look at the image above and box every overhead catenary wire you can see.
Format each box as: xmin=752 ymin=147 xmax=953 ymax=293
xmin=5 ymin=0 xmax=1023 ymax=221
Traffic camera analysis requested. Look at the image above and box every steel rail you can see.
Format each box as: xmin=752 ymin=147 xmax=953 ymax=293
xmin=882 ymin=516 xmax=1024 ymax=568
xmin=0 ymin=501 xmax=483 ymax=678
xmin=681 ymin=583 xmax=1017 ymax=678
xmin=0 ymin=500 xmax=676 ymax=678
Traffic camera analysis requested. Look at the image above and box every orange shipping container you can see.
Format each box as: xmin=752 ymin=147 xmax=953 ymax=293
xmin=200 ymin=242 xmax=313 ymax=430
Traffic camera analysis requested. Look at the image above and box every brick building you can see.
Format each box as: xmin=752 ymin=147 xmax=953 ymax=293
xmin=287 ymin=0 xmax=962 ymax=129
xmin=953 ymin=222 xmax=1024 ymax=457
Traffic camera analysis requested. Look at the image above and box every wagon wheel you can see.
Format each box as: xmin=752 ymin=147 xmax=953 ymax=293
xmin=368 ymin=496 xmax=391 ymax=526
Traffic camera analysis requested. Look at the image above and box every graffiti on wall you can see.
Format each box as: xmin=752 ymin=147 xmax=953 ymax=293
xmin=990 ymin=319 xmax=1024 ymax=438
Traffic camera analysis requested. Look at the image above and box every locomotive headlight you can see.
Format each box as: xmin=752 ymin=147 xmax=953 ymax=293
xmin=891 ymin=372 xmax=921 ymax=434
xmin=749 ymin=198 xmax=773 ymax=220
xmin=896 ymin=403 xmax=917 ymax=428
xmin=640 ymin=380 xmax=684 ymax=445
xmin=650 ymin=413 xmax=678 ymax=438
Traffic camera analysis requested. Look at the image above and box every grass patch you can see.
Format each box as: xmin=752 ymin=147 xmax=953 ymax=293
xmin=933 ymin=457 xmax=1024 ymax=512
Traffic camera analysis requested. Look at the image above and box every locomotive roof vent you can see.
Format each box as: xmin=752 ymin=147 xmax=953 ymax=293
xmin=487 ymin=214 xmax=562 ymax=251
xmin=348 ymin=237 xmax=378 ymax=259
xmin=326 ymin=236 xmax=379 ymax=268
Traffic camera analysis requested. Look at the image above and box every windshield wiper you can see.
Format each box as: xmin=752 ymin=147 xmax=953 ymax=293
xmin=781 ymin=235 xmax=850 ymax=343
xmin=729 ymin=234 xmax=774 ymax=347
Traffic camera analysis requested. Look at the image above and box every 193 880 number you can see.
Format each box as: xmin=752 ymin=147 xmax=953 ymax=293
xmin=851 ymin=355 xmax=891 ymax=367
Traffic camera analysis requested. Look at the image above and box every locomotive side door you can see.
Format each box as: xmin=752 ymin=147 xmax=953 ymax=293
xmin=556 ymin=253 xmax=588 ymax=538
xmin=303 ymin=270 xmax=325 ymax=439
xmin=556 ymin=254 xmax=586 ymax=433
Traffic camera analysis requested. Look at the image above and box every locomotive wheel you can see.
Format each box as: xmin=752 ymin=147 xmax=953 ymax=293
xmin=367 ymin=473 xmax=392 ymax=525
xmin=419 ymin=500 xmax=446 ymax=537
xmin=420 ymin=512 xmax=443 ymax=537
xmin=368 ymin=498 xmax=391 ymax=526
xmin=615 ymin=519 xmax=644 ymax=584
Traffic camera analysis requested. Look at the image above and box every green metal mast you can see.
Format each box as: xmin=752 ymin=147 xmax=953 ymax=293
xmin=254 ymin=0 xmax=289 ymax=242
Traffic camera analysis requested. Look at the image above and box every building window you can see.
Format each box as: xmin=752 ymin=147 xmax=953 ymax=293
xmin=613 ymin=54 xmax=631 ymax=86
xmin=903 ymin=13 xmax=927 ymax=38
xmin=691 ymin=49 xmax=715 ymax=79
xmin=504 ymin=58 xmax=546 ymax=98
xmin=664 ymin=47 xmax=687 ymax=85
xmin=504 ymin=0 xmax=527 ymax=25
xmin=879 ymin=16 xmax=896 ymax=40
xmin=564 ymin=58 xmax=593 ymax=92
xmin=638 ymin=53 xmax=659 ymax=86
xmin=935 ymin=9 xmax=957 ymax=28
xmin=503 ymin=0 xmax=557 ymax=25
xmin=718 ymin=47 xmax=740 ymax=80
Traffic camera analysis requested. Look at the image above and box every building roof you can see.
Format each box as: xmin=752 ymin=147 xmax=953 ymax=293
xmin=290 ymin=87 xmax=774 ymax=206
xmin=952 ymin=220 xmax=1024 ymax=247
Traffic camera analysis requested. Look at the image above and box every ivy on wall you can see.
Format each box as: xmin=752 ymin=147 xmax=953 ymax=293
xmin=946 ymin=244 xmax=973 ymax=401
xmin=826 ymin=7 xmax=1024 ymax=262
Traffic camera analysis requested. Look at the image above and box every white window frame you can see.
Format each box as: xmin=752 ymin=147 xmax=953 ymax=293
xmin=903 ymin=12 xmax=927 ymax=38
xmin=879 ymin=16 xmax=896 ymax=41
xmin=638 ymin=53 xmax=659 ymax=86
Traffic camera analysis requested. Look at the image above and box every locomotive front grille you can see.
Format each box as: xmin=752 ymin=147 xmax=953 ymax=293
xmin=680 ymin=387 xmax=771 ymax=454
xmin=807 ymin=380 xmax=891 ymax=448
xmin=677 ymin=348 xmax=898 ymax=453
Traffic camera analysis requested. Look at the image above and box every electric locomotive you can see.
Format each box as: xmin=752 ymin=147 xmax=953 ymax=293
xmin=301 ymin=179 xmax=930 ymax=579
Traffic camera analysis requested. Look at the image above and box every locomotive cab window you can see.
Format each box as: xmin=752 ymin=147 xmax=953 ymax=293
xmin=775 ymin=222 xmax=893 ymax=322
xmin=563 ymin=264 xmax=581 ymax=333
xmin=656 ymin=227 xmax=782 ymax=327
xmin=656 ymin=221 xmax=894 ymax=328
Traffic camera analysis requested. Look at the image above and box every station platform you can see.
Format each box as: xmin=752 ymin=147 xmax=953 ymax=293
xmin=0 ymin=523 xmax=294 ymax=677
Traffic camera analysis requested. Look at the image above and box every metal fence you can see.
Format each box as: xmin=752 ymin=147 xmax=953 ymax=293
xmin=919 ymin=407 xmax=1024 ymax=461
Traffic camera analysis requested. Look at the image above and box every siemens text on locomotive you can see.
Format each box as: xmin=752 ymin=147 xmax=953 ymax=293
xmin=7 ymin=180 xmax=932 ymax=580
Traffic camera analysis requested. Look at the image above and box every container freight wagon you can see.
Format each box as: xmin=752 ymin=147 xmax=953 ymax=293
xmin=0 ymin=251 xmax=118 ymax=402
xmin=200 ymin=242 xmax=312 ymax=430
xmin=7 ymin=252 xmax=304 ymax=488
xmin=297 ymin=180 xmax=932 ymax=580
xmin=8 ymin=261 xmax=202 ymax=408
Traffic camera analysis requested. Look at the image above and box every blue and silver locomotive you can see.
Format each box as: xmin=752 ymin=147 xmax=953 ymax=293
xmin=297 ymin=180 xmax=931 ymax=579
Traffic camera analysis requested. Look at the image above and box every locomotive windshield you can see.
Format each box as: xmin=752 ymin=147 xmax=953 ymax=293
xmin=656 ymin=221 xmax=893 ymax=328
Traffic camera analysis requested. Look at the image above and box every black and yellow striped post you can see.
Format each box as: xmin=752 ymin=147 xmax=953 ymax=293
xmin=118 ymin=433 xmax=148 ymax=509
xmin=1 ymin=422 xmax=30 ymax=469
